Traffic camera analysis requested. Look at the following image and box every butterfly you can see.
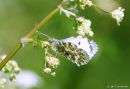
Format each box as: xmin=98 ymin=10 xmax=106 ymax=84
xmin=50 ymin=36 xmax=98 ymax=66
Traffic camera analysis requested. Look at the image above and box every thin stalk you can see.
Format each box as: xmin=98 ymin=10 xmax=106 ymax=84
xmin=93 ymin=4 xmax=110 ymax=14
xmin=0 ymin=2 xmax=64 ymax=70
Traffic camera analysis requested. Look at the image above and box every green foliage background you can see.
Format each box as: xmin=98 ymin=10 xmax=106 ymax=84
xmin=0 ymin=0 xmax=130 ymax=89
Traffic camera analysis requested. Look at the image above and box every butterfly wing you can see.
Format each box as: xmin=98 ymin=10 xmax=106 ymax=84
xmin=50 ymin=36 xmax=98 ymax=66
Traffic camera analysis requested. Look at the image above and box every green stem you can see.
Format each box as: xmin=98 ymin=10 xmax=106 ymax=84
xmin=0 ymin=2 xmax=64 ymax=70
xmin=92 ymin=4 xmax=110 ymax=14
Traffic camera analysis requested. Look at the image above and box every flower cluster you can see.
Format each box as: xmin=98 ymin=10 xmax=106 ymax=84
xmin=111 ymin=7 xmax=125 ymax=25
xmin=59 ymin=6 xmax=94 ymax=37
xmin=0 ymin=54 xmax=21 ymax=87
xmin=41 ymin=41 xmax=60 ymax=76
xmin=1 ymin=55 xmax=21 ymax=81
xmin=76 ymin=17 xmax=93 ymax=37
xmin=0 ymin=70 xmax=42 ymax=89
xmin=46 ymin=56 xmax=60 ymax=68
xmin=2 ymin=60 xmax=21 ymax=81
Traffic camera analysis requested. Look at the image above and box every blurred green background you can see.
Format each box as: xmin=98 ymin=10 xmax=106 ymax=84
xmin=0 ymin=0 xmax=130 ymax=89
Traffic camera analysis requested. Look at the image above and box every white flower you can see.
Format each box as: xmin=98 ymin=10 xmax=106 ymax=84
xmin=43 ymin=68 xmax=52 ymax=74
xmin=0 ymin=78 xmax=6 ymax=88
xmin=111 ymin=7 xmax=125 ymax=25
xmin=51 ymin=36 xmax=98 ymax=66
xmin=46 ymin=56 xmax=60 ymax=68
xmin=14 ymin=67 xmax=21 ymax=74
xmin=16 ymin=70 xmax=42 ymax=89
xmin=1 ymin=59 xmax=21 ymax=81
xmin=58 ymin=6 xmax=76 ymax=18
xmin=77 ymin=17 xmax=94 ymax=37
xmin=79 ymin=0 xmax=93 ymax=10
xmin=21 ymin=37 xmax=33 ymax=47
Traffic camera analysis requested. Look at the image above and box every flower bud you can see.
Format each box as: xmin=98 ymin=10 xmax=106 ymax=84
xmin=14 ymin=67 xmax=21 ymax=74
xmin=51 ymin=72 xmax=56 ymax=76
xmin=43 ymin=68 xmax=52 ymax=74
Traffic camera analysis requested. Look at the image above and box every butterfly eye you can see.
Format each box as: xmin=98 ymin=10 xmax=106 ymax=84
xmin=51 ymin=36 xmax=98 ymax=66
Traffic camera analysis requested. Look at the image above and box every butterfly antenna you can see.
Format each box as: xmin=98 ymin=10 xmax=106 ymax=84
xmin=36 ymin=31 xmax=51 ymax=39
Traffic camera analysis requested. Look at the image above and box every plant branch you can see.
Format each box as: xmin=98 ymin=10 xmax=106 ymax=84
xmin=0 ymin=2 xmax=64 ymax=70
